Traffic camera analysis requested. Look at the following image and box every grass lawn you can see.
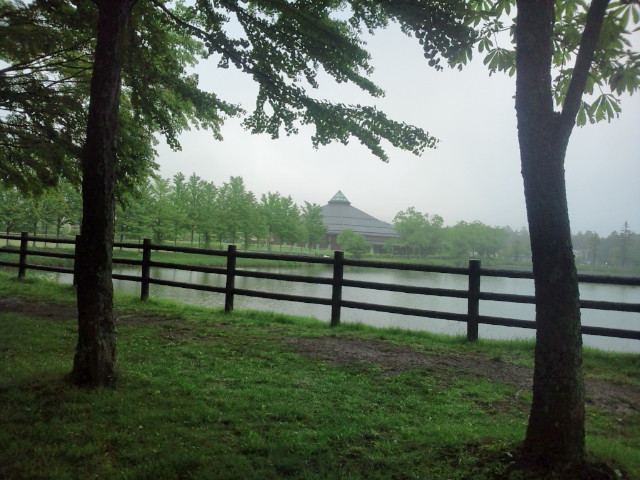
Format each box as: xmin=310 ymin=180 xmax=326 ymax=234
xmin=1 ymin=273 xmax=639 ymax=479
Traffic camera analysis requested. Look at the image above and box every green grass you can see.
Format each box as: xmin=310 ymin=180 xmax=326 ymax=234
xmin=1 ymin=273 xmax=639 ymax=479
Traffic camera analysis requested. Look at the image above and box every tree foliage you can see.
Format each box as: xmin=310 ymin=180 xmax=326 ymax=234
xmin=446 ymin=220 xmax=508 ymax=259
xmin=113 ymin=174 xmax=310 ymax=250
xmin=461 ymin=0 xmax=640 ymax=125
xmin=392 ymin=207 xmax=443 ymax=255
xmin=300 ymin=202 xmax=328 ymax=248
xmin=0 ymin=0 xmax=239 ymax=194
xmin=0 ymin=185 xmax=27 ymax=240
xmin=260 ymin=192 xmax=301 ymax=250
xmin=218 ymin=176 xmax=259 ymax=247
xmin=0 ymin=0 xmax=89 ymax=192
xmin=152 ymin=0 xmax=471 ymax=160
xmin=0 ymin=0 xmax=464 ymax=196
xmin=337 ymin=229 xmax=370 ymax=258
xmin=0 ymin=181 xmax=80 ymax=240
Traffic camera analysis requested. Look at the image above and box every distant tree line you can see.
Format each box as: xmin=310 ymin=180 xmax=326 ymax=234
xmin=572 ymin=222 xmax=640 ymax=268
xmin=1 ymin=177 xmax=638 ymax=267
xmin=0 ymin=181 xmax=81 ymax=241
xmin=114 ymin=173 xmax=327 ymax=251
xmin=389 ymin=208 xmax=639 ymax=268
xmin=0 ymin=174 xmax=327 ymax=251
xmin=388 ymin=207 xmax=528 ymax=264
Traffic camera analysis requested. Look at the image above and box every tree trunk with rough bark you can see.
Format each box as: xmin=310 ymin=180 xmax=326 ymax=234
xmin=69 ymin=0 xmax=136 ymax=387
xmin=515 ymin=0 xmax=610 ymax=469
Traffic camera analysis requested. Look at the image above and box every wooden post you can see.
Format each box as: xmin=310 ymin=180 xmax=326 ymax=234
xmin=140 ymin=238 xmax=151 ymax=300
xmin=331 ymin=251 xmax=344 ymax=327
xmin=18 ymin=231 xmax=28 ymax=279
xmin=467 ymin=259 xmax=481 ymax=341
xmin=225 ymin=244 xmax=237 ymax=313
xmin=73 ymin=234 xmax=81 ymax=287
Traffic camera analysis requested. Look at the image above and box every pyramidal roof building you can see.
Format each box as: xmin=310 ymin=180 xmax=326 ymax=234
xmin=320 ymin=191 xmax=398 ymax=251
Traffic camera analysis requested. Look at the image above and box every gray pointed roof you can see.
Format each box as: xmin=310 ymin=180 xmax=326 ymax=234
xmin=321 ymin=191 xmax=397 ymax=239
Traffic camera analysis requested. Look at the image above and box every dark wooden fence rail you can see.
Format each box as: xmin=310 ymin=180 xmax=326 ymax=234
xmin=2 ymin=233 xmax=639 ymax=342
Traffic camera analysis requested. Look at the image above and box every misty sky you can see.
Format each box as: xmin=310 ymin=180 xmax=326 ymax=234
xmin=155 ymin=23 xmax=640 ymax=237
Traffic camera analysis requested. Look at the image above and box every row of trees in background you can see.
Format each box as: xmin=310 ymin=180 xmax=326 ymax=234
xmin=0 ymin=181 xmax=81 ymax=240
xmin=390 ymin=207 xmax=639 ymax=268
xmin=389 ymin=207 xmax=524 ymax=262
xmin=573 ymin=222 xmax=639 ymax=269
xmin=1 ymin=175 xmax=637 ymax=268
xmin=116 ymin=173 xmax=327 ymax=250
xmin=0 ymin=174 xmax=326 ymax=251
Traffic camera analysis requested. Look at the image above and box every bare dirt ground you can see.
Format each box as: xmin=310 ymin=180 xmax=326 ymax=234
xmin=2 ymin=296 xmax=638 ymax=414
xmin=283 ymin=337 xmax=639 ymax=415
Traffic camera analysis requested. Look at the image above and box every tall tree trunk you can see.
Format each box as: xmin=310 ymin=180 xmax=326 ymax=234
xmin=70 ymin=0 xmax=136 ymax=387
xmin=519 ymin=136 xmax=585 ymax=466
xmin=515 ymin=0 xmax=610 ymax=469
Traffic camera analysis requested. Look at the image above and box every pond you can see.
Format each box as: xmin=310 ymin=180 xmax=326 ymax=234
xmin=44 ymin=264 xmax=640 ymax=353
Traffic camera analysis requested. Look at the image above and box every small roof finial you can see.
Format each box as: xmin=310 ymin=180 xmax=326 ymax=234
xmin=329 ymin=191 xmax=350 ymax=205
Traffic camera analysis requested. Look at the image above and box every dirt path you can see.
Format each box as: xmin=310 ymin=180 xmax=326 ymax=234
xmin=284 ymin=336 xmax=639 ymax=415
xmin=2 ymin=296 xmax=637 ymax=414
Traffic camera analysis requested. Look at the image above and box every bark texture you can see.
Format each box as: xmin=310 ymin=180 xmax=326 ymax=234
xmin=515 ymin=0 xmax=610 ymax=469
xmin=70 ymin=0 xmax=136 ymax=387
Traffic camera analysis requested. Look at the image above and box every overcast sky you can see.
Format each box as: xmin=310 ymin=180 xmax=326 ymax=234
xmin=155 ymin=23 xmax=640 ymax=237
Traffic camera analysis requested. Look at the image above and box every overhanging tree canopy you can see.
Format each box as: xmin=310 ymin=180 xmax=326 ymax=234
xmin=0 ymin=0 xmax=240 ymax=194
xmin=0 ymin=0 xmax=482 ymax=196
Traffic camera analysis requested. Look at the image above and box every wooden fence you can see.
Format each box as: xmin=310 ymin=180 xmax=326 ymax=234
xmin=1 ymin=232 xmax=639 ymax=342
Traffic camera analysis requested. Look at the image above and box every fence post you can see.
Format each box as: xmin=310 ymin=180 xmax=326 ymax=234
xmin=140 ymin=238 xmax=152 ymax=301
xmin=18 ymin=231 xmax=28 ymax=279
xmin=73 ymin=235 xmax=81 ymax=287
xmin=467 ymin=259 xmax=481 ymax=341
xmin=331 ymin=251 xmax=344 ymax=327
xmin=225 ymin=244 xmax=237 ymax=313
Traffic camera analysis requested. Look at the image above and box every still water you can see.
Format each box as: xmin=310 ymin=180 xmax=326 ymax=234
xmin=50 ymin=265 xmax=639 ymax=353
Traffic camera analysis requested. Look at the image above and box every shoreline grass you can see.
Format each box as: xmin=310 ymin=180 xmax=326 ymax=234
xmin=1 ymin=274 xmax=639 ymax=479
